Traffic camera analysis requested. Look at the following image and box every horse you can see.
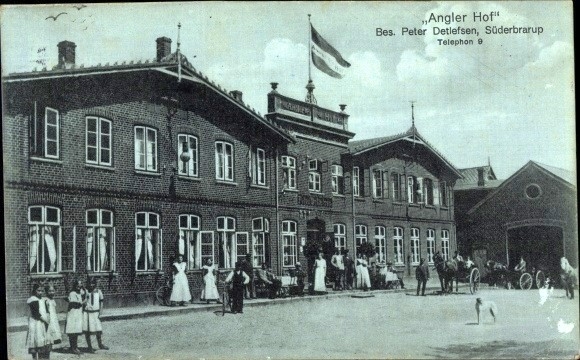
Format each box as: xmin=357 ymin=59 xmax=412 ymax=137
xmin=560 ymin=257 xmax=577 ymax=300
xmin=434 ymin=253 xmax=458 ymax=293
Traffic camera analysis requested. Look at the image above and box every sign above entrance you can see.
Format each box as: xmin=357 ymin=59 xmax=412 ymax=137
xmin=298 ymin=194 xmax=333 ymax=208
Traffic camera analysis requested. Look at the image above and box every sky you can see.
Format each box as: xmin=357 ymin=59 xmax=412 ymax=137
xmin=1 ymin=2 xmax=575 ymax=179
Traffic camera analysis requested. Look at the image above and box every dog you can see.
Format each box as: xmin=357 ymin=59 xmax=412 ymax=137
xmin=476 ymin=298 xmax=497 ymax=324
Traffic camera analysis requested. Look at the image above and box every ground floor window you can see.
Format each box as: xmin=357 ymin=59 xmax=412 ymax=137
xmin=135 ymin=212 xmax=162 ymax=271
xmin=411 ymin=228 xmax=420 ymax=265
xmin=426 ymin=229 xmax=435 ymax=264
xmin=28 ymin=206 xmax=63 ymax=274
xmin=217 ymin=216 xmax=236 ymax=268
xmin=86 ymin=209 xmax=115 ymax=272
xmin=179 ymin=214 xmax=200 ymax=270
xmin=441 ymin=229 xmax=450 ymax=260
xmin=199 ymin=231 xmax=215 ymax=267
xmin=252 ymin=217 xmax=269 ymax=267
xmin=393 ymin=227 xmax=404 ymax=265
xmin=355 ymin=224 xmax=367 ymax=256
xmin=282 ymin=220 xmax=297 ymax=267
xmin=375 ymin=226 xmax=386 ymax=263
xmin=333 ymin=223 xmax=346 ymax=253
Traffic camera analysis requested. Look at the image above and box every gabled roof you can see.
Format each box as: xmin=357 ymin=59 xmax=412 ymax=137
xmin=467 ymin=160 xmax=576 ymax=215
xmin=2 ymin=51 xmax=295 ymax=144
xmin=454 ymin=165 xmax=502 ymax=190
xmin=348 ymin=125 xmax=463 ymax=178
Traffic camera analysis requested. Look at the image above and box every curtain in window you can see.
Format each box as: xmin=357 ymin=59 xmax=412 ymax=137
xmin=86 ymin=228 xmax=94 ymax=271
xmin=99 ymin=228 xmax=108 ymax=270
xmin=29 ymin=226 xmax=38 ymax=271
xmin=44 ymin=226 xmax=57 ymax=272
xmin=146 ymin=229 xmax=154 ymax=269
xmin=135 ymin=229 xmax=143 ymax=265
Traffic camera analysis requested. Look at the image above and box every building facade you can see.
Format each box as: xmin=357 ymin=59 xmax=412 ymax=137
xmin=3 ymin=37 xmax=461 ymax=314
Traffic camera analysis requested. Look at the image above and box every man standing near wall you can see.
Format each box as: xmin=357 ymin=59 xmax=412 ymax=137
xmin=416 ymin=258 xmax=429 ymax=296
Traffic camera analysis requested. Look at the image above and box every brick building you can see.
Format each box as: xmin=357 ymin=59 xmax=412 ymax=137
xmin=456 ymin=161 xmax=577 ymax=278
xmin=3 ymin=37 xmax=461 ymax=314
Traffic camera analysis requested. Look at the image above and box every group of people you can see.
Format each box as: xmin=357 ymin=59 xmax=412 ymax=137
xmin=26 ymin=279 xmax=108 ymax=359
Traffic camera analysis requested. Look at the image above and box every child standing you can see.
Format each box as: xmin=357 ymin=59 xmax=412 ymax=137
xmin=65 ymin=280 xmax=85 ymax=355
xmin=43 ymin=284 xmax=62 ymax=350
xmin=25 ymin=283 xmax=50 ymax=359
xmin=169 ymin=254 xmax=192 ymax=306
xmin=83 ymin=280 xmax=109 ymax=352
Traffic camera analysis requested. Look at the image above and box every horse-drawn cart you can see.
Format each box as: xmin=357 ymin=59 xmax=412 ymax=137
xmin=484 ymin=261 xmax=545 ymax=290
xmin=434 ymin=254 xmax=480 ymax=294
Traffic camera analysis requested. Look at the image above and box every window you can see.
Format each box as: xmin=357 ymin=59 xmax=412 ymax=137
xmin=199 ymin=231 xmax=215 ymax=267
xmin=86 ymin=209 xmax=115 ymax=272
xmin=331 ymin=165 xmax=344 ymax=195
xmin=134 ymin=126 xmax=157 ymax=171
xmin=30 ymin=105 xmax=60 ymax=159
xmin=372 ymin=170 xmax=388 ymax=199
xmin=281 ymin=156 xmax=296 ymax=190
xmin=375 ymin=226 xmax=386 ymax=263
xmin=352 ymin=167 xmax=360 ymax=197
xmin=28 ymin=206 xmax=64 ymax=274
xmin=440 ymin=181 xmax=449 ymax=207
xmin=135 ymin=212 xmax=162 ymax=271
xmin=426 ymin=229 xmax=435 ymax=264
xmin=393 ymin=227 xmax=404 ymax=264
xmin=282 ymin=221 xmax=297 ymax=267
xmin=441 ymin=230 xmax=450 ymax=260
xmin=308 ymin=160 xmax=321 ymax=192
xmin=355 ymin=224 xmax=367 ymax=255
xmin=411 ymin=228 xmax=420 ymax=265
xmin=215 ymin=141 xmax=234 ymax=181
xmin=250 ymin=147 xmax=267 ymax=186
xmin=177 ymin=134 xmax=198 ymax=177
xmin=217 ymin=216 xmax=236 ymax=268
xmin=333 ymin=224 xmax=346 ymax=253
xmin=179 ymin=214 xmax=200 ymax=270
xmin=235 ymin=232 xmax=249 ymax=265
xmin=391 ymin=173 xmax=405 ymax=201
xmin=407 ymin=175 xmax=422 ymax=204
xmin=424 ymin=178 xmax=434 ymax=205
xmin=86 ymin=117 xmax=112 ymax=166
xmin=252 ymin=218 xmax=269 ymax=267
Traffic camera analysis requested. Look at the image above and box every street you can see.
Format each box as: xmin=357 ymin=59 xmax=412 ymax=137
xmin=8 ymin=286 xmax=579 ymax=359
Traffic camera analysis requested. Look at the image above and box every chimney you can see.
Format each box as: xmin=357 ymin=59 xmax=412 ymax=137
xmin=477 ymin=168 xmax=485 ymax=187
xmin=230 ymin=90 xmax=243 ymax=103
xmin=57 ymin=41 xmax=76 ymax=69
xmin=156 ymin=37 xmax=172 ymax=62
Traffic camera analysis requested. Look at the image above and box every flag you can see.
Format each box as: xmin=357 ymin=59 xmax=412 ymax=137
xmin=311 ymin=24 xmax=351 ymax=79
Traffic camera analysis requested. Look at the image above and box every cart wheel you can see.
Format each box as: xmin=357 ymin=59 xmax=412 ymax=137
xmin=519 ymin=273 xmax=533 ymax=290
xmin=156 ymin=285 xmax=170 ymax=306
xmin=535 ymin=270 xmax=546 ymax=289
xmin=469 ymin=268 xmax=481 ymax=294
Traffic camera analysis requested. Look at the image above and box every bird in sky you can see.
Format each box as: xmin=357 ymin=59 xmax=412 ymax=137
xmin=45 ymin=12 xmax=67 ymax=21
xmin=73 ymin=5 xmax=87 ymax=10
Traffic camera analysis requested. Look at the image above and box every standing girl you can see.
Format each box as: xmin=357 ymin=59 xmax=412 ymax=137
xmin=170 ymin=254 xmax=192 ymax=306
xmin=83 ymin=280 xmax=109 ymax=352
xmin=44 ymin=284 xmax=62 ymax=350
xmin=65 ymin=280 xmax=85 ymax=355
xmin=201 ymin=258 xmax=221 ymax=304
xmin=313 ymin=252 xmax=327 ymax=294
xmin=26 ymin=284 xmax=50 ymax=359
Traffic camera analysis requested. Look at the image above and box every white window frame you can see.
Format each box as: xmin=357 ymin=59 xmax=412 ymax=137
xmin=407 ymin=176 xmax=415 ymax=203
xmin=252 ymin=217 xmax=269 ymax=267
xmin=28 ymin=206 xmax=64 ymax=274
xmin=179 ymin=214 xmax=200 ymax=270
xmin=177 ymin=134 xmax=199 ymax=177
xmin=355 ymin=224 xmax=367 ymax=256
xmin=393 ymin=227 xmax=404 ymax=265
xmin=426 ymin=229 xmax=435 ymax=264
xmin=252 ymin=147 xmax=267 ymax=186
xmin=374 ymin=226 xmax=386 ymax=263
xmin=281 ymin=156 xmax=296 ymax=190
xmin=282 ymin=220 xmax=297 ymax=267
xmin=441 ymin=230 xmax=450 ymax=260
xmin=331 ymin=165 xmax=344 ymax=195
xmin=308 ymin=160 xmax=321 ymax=192
xmin=135 ymin=212 xmax=162 ymax=271
xmin=373 ymin=170 xmax=383 ymax=198
xmin=235 ymin=232 xmax=250 ymax=265
xmin=217 ymin=216 xmax=236 ymax=268
xmin=86 ymin=209 xmax=115 ymax=272
xmin=86 ymin=116 xmax=112 ymax=166
xmin=352 ymin=166 xmax=360 ymax=197
xmin=333 ymin=223 xmax=346 ymax=253
xmin=215 ymin=141 xmax=234 ymax=182
xmin=134 ymin=126 xmax=158 ymax=172
xmin=410 ymin=228 xmax=420 ymax=265
xmin=44 ymin=107 xmax=60 ymax=158
xmin=199 ymin=231 xmax=215 ymax=268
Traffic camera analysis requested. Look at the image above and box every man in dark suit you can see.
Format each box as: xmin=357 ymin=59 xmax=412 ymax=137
xmin=240 ymin=254 xmax=255 ymax=299
xmin=257 ymin=263 xmax=281 ymax=299
xmin=416 ymin=258 xmax=429 ymax=296
xmin=343 ymin=249 xmax=355 ymax=290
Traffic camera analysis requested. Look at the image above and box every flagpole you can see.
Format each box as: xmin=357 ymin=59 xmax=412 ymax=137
xmin=308 ymin=14 xmax=312 ymax=82
xmin=306 ymin=14 xmax=316 ymax=107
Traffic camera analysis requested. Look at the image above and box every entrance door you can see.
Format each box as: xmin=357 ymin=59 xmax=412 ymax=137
xmin=507 ymin=226 xmax=563 ymax=276
xmin=306 ymin=219 xmax=326 ymax=287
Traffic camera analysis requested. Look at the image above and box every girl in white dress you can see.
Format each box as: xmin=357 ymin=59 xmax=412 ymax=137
xmin=26 ymin=284 xmax=50 ymax=359
xmin=201 ymin=258 xmax=221 ymax=304
xmin=44 ymin=284 xmax=62 ymax=348
xmin=83 ymin=280 xmax=109 ymax=352
xmin=170 ymin=255 xmax=192 ymax=306
xmin=314 ymin=252 xmax=327 ymax=293
xmin=65 ymin=280 xmax=85 ymax=355
xmin=359 ymin=255 xmax=371 ymax=290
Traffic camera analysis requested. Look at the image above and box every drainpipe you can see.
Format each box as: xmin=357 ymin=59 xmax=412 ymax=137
xmin=275 ymin=146 xmax=281 ymax=276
